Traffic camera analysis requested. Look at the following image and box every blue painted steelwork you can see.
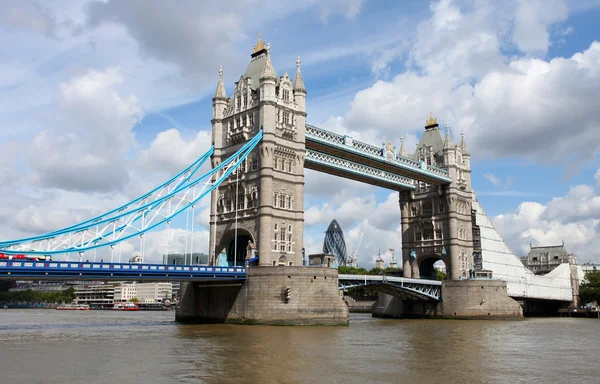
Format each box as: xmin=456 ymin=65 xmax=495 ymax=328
xmin=305 ymin=124 xmax=451 ymax=183
xmin=338 ymin=274 xmax=441 ymax=301
xmin=0 ymin=147 xmax=214 ymax=247
xmin=0 ymin=131 xmax=263 ymax=255
xmin=0 ymin=260 xmax=246 ymax=281
xmin=305 ymin=149 xmax=416 ymax=190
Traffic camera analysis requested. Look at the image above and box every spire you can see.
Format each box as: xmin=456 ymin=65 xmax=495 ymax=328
xmin=459 ymin=130 xmax=469 ymax=155
xmin=252 ymin=33 xmax=266 ymax=56
xmin=443 ymin=123 xmax=454 ymax=150
xmin=260 ymin=43 xmax=277 ymax=81
xmin=213 ymin=66 xmax=227 ymax=99
xmin=293 ymin=56 xmax=306 ymax=91
xmin=399 ymin=135 xmax=408 ymax=157
xmin=425 ymin=112 xmax=439 ymax=129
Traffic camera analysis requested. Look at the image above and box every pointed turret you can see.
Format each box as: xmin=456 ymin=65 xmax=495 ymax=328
xmin=213 ymin=66 xmax=227 ymax=100
xmin=293 ymin=56 xmax=306 ymax=91
xmin=459 ymin=130 xmax=469 ymax=156
xmin=443 ymin=123 xmax=454 ymax=149
xmin=260 ymin=43 xmax=277 ymax=81
xmin=399 ymin=135 xmax=408 ymax=157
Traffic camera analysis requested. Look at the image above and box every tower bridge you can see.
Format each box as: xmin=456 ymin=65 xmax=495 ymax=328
xmin=0 ymin=35 xmax=583 ymax=323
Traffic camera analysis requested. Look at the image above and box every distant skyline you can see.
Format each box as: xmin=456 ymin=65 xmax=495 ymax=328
xmin=1 ymin=0 xmax=600 ymax=266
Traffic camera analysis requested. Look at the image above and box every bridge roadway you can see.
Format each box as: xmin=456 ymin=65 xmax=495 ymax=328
xmin=0 ymin=260 xmax=246 ymax=281
xmin=0 ymin=261 xmax=443 ymax=301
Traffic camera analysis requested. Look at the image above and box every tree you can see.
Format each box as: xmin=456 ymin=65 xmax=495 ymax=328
xmin=580 ymin=271 xmax=600 ymax=305
xmin=129 ymin=297 xmax=139 ymax=303
xmin=435 ymin=269 xmax=447 ymax=281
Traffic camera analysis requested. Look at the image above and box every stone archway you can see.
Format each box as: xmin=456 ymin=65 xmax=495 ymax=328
xmin=277 ymin=255 xmax=288 ymax=266
xmin=416 ymin=254 xmax=446 ymax=280
xmin=216 ymin=228 xmax=255 ymax=267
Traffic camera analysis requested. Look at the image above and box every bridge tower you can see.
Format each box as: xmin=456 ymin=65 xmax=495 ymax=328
xmin=399 ymin=116 xmax=474 ymax=280
xmin=209 ymin=35 xmax=306 ymax=268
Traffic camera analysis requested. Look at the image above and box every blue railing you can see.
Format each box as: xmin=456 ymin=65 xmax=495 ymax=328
xmin=0 ymin=260 xmax=246 ymax=281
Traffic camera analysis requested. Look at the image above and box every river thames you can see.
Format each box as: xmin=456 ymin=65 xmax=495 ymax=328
xmin=0 ymin=310 xmax=598 ymax=384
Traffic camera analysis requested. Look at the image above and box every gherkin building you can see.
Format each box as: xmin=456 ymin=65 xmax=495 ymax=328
xmin=323 ymin=219 xmax=347 ymax=266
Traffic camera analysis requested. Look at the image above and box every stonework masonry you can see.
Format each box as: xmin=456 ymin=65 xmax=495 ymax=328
xmin=209 ymin=37 xmax=306 ymax=268
xmin=372 ymin=280 xmax=523 ymax=319
xmin=176 ymin=267 xmax=349 ymax=325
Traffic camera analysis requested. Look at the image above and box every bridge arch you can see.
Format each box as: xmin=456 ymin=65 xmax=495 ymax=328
xmin=216 ymin=228 xmax=255 ymax=267
xmin=416 ymin=254 xmax=446 ymax=280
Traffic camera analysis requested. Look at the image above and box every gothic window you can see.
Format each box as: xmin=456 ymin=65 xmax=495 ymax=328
xmin=437 ymin=200 xmax=445 ymax=213
xmin=236 ymin=96 xmax=241 ymax=109
xmin=423 ymin=201 xmax=433 ymax=216
xmin=283 ymin=112 xmax=290 ymax=124
xmin=283 ymin=89 xmax=290 ymax=101
xmin=288 ymin=224 xmax=292 ymax=233
xmin=426 ymin=157 xmax=431 ymax=165
xmin=246 ymin=194 xmax=254 ymax=208
xmin=435 ymin=227 xmax=442 ymax=240
xmin=249 ymin=112 xmax=254 ymax=126
xmin=225 ymin=199 xmax=231 ymax=213
xmin=237 ymin=195 xmax=244 ymax=210
xmin=243 ymin=94 xmax=247 ymax=107
xmin=273 ymin=193 xmax=278 ymax=207
xmin=288 ymin=243 xmax=292 ymax=252
xmin=287 ymin=196 xmax=292 ymax=209
xmin=415 ymin=229 xmax=422 ymax=241
xmin=240 ymin=159 xmax=246 ymax=173
xmin=274 ymin=223 xmax=278 ymax=231
xmin=280 ymin=159 xmax=285 ymax=171
xmin=280 ymin=226 xmax=286 ymax=241
xmin=279 ymin=194 xmax=286 ymax=208
xmin=251 ymin=155 xmax=258 ymax=171
xmin=423 ymin=226 xmax=434 ymax=240
xmin=272 ymin=232 xmax=278 ymax=250
xmin=287 ymin=161 xmax=292 ymax=172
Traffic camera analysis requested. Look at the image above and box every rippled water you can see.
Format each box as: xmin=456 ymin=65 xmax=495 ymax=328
xmin=0 ymin=310 xmax=598 ymax=384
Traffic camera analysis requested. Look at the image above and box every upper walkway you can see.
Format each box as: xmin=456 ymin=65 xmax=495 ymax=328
xmin=305 ymin=124 xmax=452 ymax=188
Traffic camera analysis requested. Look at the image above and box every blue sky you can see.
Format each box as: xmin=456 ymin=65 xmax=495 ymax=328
xmin=1 ymin=0 xmax=600 ymax=266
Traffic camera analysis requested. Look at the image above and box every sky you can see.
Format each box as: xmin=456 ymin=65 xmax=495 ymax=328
xmin=1 ymin=0 xmax=600 ymax=267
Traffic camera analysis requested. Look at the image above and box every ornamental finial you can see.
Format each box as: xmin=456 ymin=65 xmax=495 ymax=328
xmin=219 ymin=65 xmax=223 ymax=78
xmin=297 ymin=56 xmax=301 ymax=68
xmin=253 ymin=33 xmax=265 ymax=54
xmin=400 ymin=134 xmax=404 ymax=142
xmin=425 ymin=112 xmax=438 ymax=127
xmin=461 ymin=130 xmax=465 ymax=137
xmin=267 ymin=42 xmax=271 ymax=55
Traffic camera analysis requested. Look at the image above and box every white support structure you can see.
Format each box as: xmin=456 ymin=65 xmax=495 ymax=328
xmin=473 ymin=195 xmax=582 ymax=301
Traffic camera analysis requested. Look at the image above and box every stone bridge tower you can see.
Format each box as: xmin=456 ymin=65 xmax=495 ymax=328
xmin=399 ymin=115 xmax=473 ymax=280
xmin=209 ymin=35 xmax=306 ymax=267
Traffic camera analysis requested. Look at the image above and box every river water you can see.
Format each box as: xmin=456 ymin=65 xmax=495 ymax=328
xmin=0 ymin=310 xmax=598 ymax=384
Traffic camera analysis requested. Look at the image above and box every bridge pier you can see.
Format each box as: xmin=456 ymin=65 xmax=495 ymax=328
xmin=176 ymin=267 xmax=348 ymax=325
xmin=373 ymin=280 xmax=522 ymax=319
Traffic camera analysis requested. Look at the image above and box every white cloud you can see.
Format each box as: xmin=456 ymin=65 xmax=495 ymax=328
xmin=138 ymin=129 xmax=212 ymax=175
xmin=492 ymin=173 xmax=600 ymax=261
xmin=483 ymin=173 xmax=513 ymax=188
xmin=27 ymin=67 xmax=142 ymax=193
xmin=513 ymin=0 xmax=568 ymax=54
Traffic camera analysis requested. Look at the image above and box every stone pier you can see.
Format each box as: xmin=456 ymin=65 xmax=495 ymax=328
xmin=372 ymin=280 xmax=523 ymax=319
xmin=176 ymin=266 xmax=349 ymax=325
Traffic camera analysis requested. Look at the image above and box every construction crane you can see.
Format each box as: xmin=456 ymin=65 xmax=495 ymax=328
xmin=347 ymin=231 xmax=363 ymax=267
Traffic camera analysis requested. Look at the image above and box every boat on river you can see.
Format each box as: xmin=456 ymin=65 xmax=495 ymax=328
xmin=56 ymin=304 xmax=90 ymax=310
xmin=112 ymin=302 xmax=140 ymax=311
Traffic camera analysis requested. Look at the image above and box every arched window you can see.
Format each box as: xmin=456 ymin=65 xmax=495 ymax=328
xmin=423 ymin=201 xmax=433 ymax=216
